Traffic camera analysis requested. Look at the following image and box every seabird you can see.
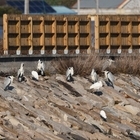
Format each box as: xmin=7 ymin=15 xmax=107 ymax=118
xmin=4 ymin=76 xmax=14 ymax=91
xmin=31 ymin=71 xmax=39 ymax=81
xmin=17 ymin=63 xmax=25 ymax=82
xmin=90 ymin=81 xmax=103 ymax=90
xmin=102 ymin=59 xmax=115 ymax=71
xmin=66 ymin=67 xmax=74 ymax=82
xmin=91 ymin=68 xmax=98 ymax=83
xmin=37 ymin=59 xmax=45 ymax=76
xmin=100 ymin=110 xmax=107 ymax=121
xmin=103 ymin=70 xmax=114 ymax=88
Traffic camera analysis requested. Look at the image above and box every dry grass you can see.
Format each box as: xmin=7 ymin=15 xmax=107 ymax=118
xmin=113 ymin=55 xmax=140 ymax=75
xmin=53 ymin=54 xmax=140 ymax=77
xmin=52 ymin=55 xmax=103 ymax=77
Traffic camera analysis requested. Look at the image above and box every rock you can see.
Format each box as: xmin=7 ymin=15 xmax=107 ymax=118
xmin=0 ymin=70 xmax=139 ymax=139
xmin=124 ymin=105 xmax=140 ymax=115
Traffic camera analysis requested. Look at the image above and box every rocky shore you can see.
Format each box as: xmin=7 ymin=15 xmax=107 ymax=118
xmin=0 ymin=67 xmax=139 ymax=140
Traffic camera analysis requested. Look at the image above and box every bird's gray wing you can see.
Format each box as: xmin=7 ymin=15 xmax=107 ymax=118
xmin=4 ymin=77 xmax=11 ymax=90
xmin=37 ymin=62 xmax=41 ymax=71
xmin=66 ymin=69 xmax=70 ymax=77
xmin=41 ymin=62 xmax=45 ymax=71
xmin=71 ymin=68 xmax=74 ymax=76
xmin=17 ymin=69 xmax=21 ymax=77
xmin=102 ymin=61 xmax=109 ymax=71
xmin=108 ymin=72 xmax=114 ymax=83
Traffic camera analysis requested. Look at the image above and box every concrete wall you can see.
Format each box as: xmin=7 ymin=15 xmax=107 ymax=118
xmin=73 ymin=8 xmax=140 ymax=15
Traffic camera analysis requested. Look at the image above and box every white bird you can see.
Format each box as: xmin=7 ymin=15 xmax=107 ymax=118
xmin=4 ymin=76 xmax=14 ymax=91
xmin=102 ymin=59 xmax=115 ymax=71
xmin=100 ymin=110 xmax=107 ymax=121
xmin=103 ymin=70 xmax=114 ymax=88
xmin=90 ymin=81 xmax=103 ymax=90
xmin=31 ymin=71 xmax=39 ymax=81
xmin=91 ymin=68 xmax=98 ymax=83
xmin=37 ymin=59 xmax=45 ymax=76
xmin=17 ymin=63 xmax=24 ymax=82
xmin=66 ymin=67 xmax=74 ymax=82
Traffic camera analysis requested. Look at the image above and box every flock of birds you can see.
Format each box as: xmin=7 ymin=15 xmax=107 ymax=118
xmin=65 ymin=58 xmax=115 ymax=121
xmin=4 ymin=59 xmax=45 ymax=91
xmin=66 ymin=58 xmax=115 ymax=91
xmin=3 ymin=58 xmax=115 ymax=121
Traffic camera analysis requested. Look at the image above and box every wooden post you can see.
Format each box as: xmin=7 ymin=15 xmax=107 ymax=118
xmin=75 ymin=17 xmax=80 ymax=54
xmin=64 ymin=17 xmax=68 ymax=54
xmin=40 ymin=16 xmax=45 ymax=55
xmin=3 ymin=14 xmax=8 ymax=55
xmin=106 ymin=16 xmax=110 ymax=54
xmin=16 ymin=16 xmax=21 ymax=55
xmin=94 ymin=15 xmax=99 ymax=53
xmin=87 ymin=15 xmax=91 ymax=54
xmin=128 ymin=17 xmax=132 ymax=53
xmin=52 ymin=17 xmax=56 ymax=54
xmin=28 ymin=16 xmax=33 ymax=55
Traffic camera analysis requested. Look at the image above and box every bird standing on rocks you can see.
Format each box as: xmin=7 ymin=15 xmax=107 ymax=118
xmin=91 ymin=68 xmax=98 ymax=84
xmin=4 ymin=76 xmax=14 ymax=91
xmin=31 ymin=71 xmax=39 ymax=81
xmin=100 ymin=110 xmax=107 ymax=121
xmin=37 ymin=59 xmax=45 ymax=76
xmin=90 ymin=81 xmax=103 ymax=90
xmin=103 ymin=70 xmax=114 ymax=88
xmin=17 ymin=63 xmax=25 ymax=82
xmin=66 ymin=67 xmax=74 ymax=82
xmin=102 ymin=59 xmax=115 ymax=71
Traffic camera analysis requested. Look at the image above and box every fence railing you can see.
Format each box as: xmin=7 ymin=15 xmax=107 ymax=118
xmin=3 ymin=14 xmax=140 ymax=56
xmin=95 ymin=15 xmax=140 ymax=55
xmin=3 ymin=14 xmax=91 ymax=55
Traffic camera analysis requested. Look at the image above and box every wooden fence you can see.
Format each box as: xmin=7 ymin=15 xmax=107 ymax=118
xmin=95 ymin=15 xmax=140 ymax=55
xmin=3 ymin=14 xmax=140 ymax=56
xmin=3 ymin=14 xmax=91 ymax=56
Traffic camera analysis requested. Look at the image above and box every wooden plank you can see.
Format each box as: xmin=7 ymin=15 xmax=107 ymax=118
xmin=87 ymin=16 xmax=91 ymax=54
xmin=16 ymin=16 xmax=21 ymax=55
xmin=3 ymin=14 xmax=8 ymax=55
xmin=52 ymin=17 xmax=56 ymax=54
xmin=75 ymin=19 xmax=80 ymax=54
xmin=94 ymin=15 xmax=99 ymax=53
xmin=64 ymin=17 xmax=68 ymax=54
xmin=40 ymin=16 xmax=45 ymax=55
xmin=28 ymin=16 xmax=33 ymax=55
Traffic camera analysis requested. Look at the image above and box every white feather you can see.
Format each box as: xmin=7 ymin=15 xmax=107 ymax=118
xmin=4 ymin=76 xmax=14 ymax=90
xmin=103 ymin=70 xmax=114 ymax=83
xmin=91 ymin=69 xmax=98 ymax=83
xmin=102 ymin=59 xmax=115 ymax=71
xmin=37 ymin=60 xmax=45 ymax=71
xmin=31 ymin=71 xmax=39 ymax=80
xmin=17 ymin=63 xmax=24 ymax=81
xmin=100 ymin=110 xmax=107 ymax=119
xmin=66 ymin=67 xmax=74 ymax=76
xmin=66 ymin=67 xmax=74 ymax=82
xmin=90 ymin=81 xmax=103 ymax=90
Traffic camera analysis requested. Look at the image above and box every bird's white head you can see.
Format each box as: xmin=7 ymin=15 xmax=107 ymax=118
xmin=9 ymin=76 xmax=14 ymax=82
xmin=103 ymin=70 xmax=108 ymax=74
xmin=21 ymin=63 xmax=24 ymax=67
xmin=92 ymin=68 xmax=95 ymax=73
xmin=68 ymin=67 xmax=74 ymax=76
xmin=108 ymin=59 xmax=115 ymax=64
